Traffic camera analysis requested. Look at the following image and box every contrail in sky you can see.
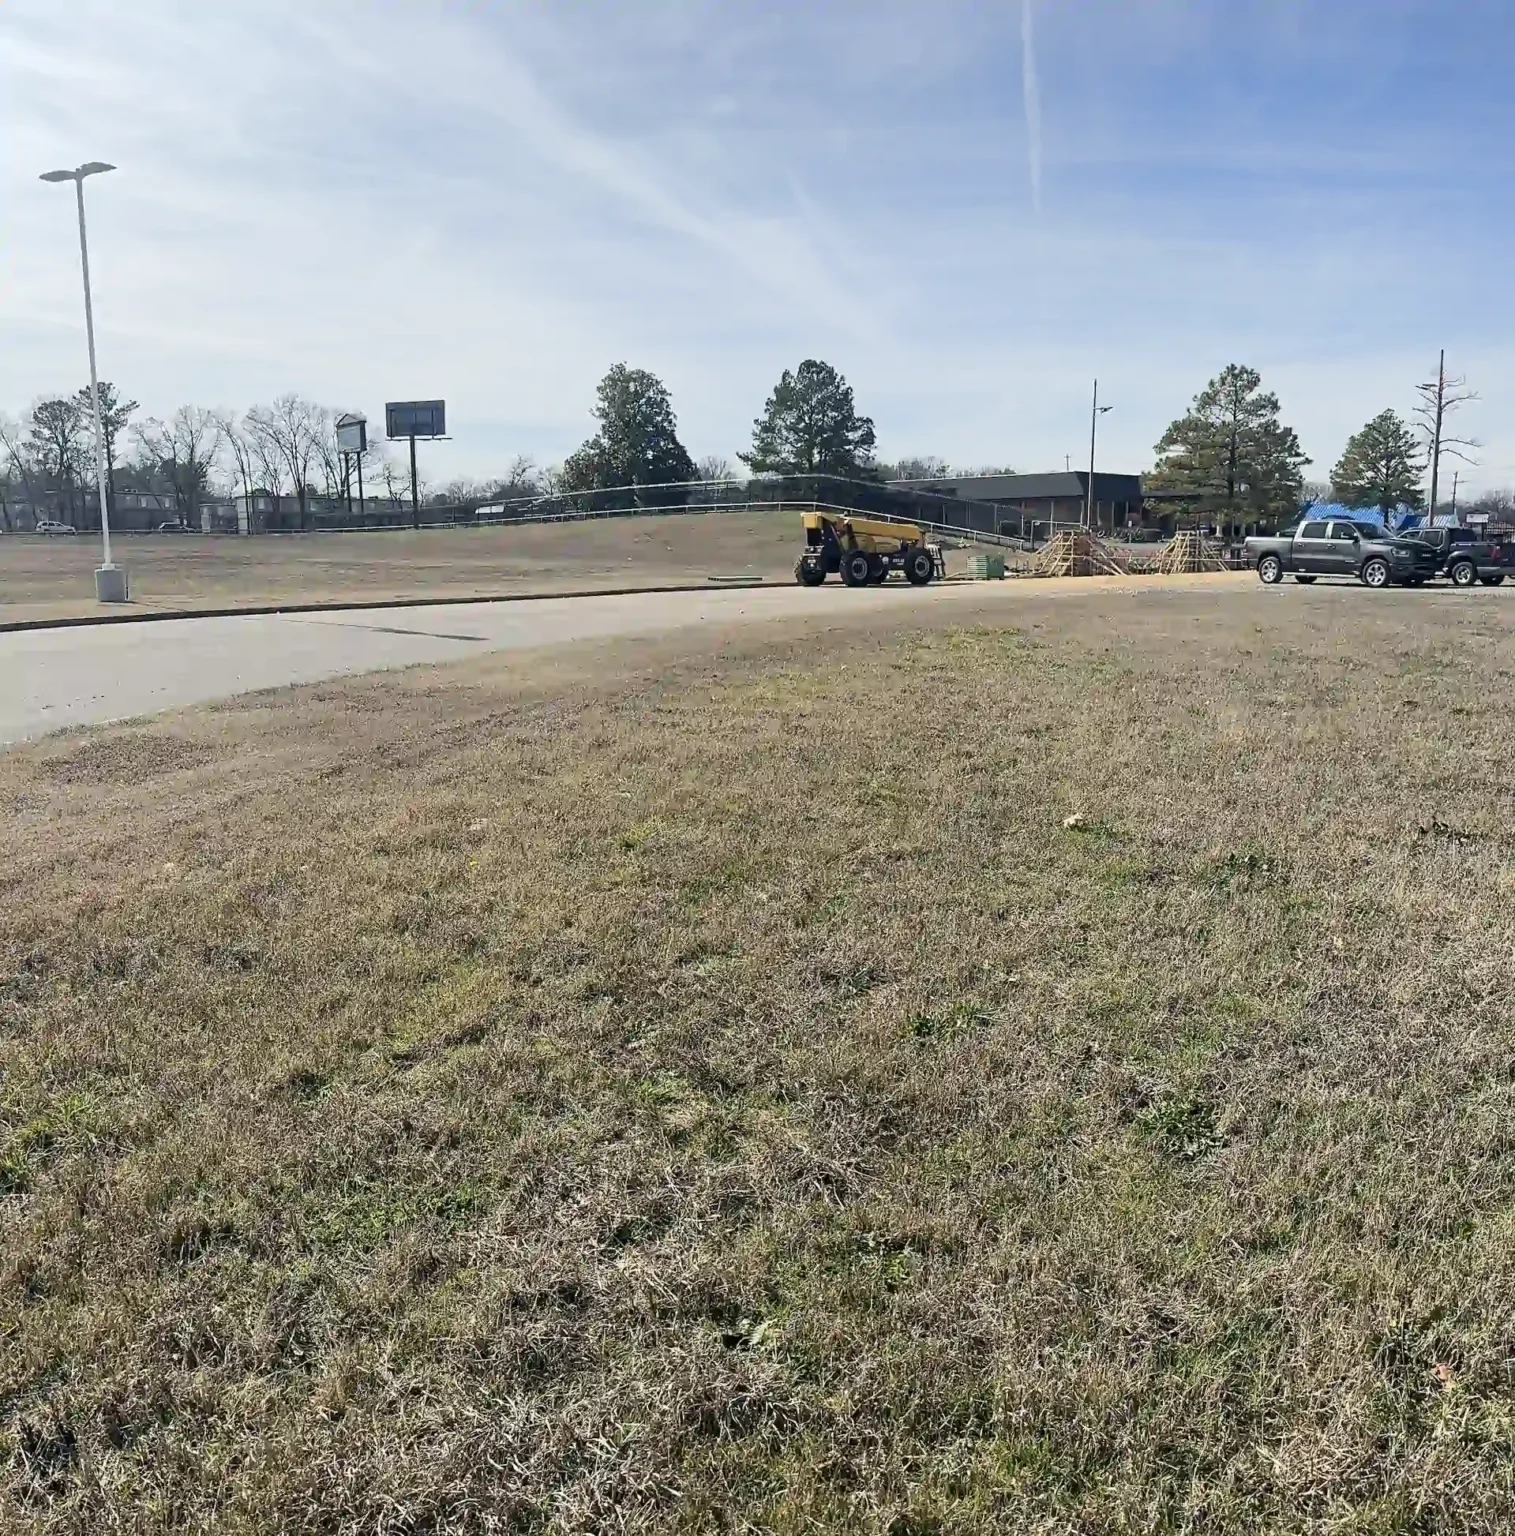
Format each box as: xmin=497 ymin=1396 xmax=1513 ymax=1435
xmin=1020 ymin=0 xmax=1043 ymax=213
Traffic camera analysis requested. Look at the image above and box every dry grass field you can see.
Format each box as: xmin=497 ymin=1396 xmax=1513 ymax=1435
xmin=4 ymin=583 xmax=1515 ymax=1532
xmin=0 ymin=512 xmax=807 ymax=624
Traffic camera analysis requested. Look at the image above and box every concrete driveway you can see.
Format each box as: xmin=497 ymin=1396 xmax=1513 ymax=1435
xmin=0 ymin=582 xmax=964 ymax=746
xmin=1 ymin=573 xmax=1253 ymax=748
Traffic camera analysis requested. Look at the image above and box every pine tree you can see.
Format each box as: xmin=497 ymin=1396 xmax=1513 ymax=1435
xmin=1148 ymin=365 xmax=1309 ymax=524
xmin=561 ymin=365 xmax=696 ymax=499
xmin=1331 ymin=410 xmax=1425 ymax=521
xmin=740 ymin=360 xmax=877 ymax=477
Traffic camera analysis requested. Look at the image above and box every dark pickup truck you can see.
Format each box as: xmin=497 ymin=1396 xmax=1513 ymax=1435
xmin=1397 ymin=525 xmax=1512 ymax=587
xmin=1244 ymin=518 xmax=1438 ymax=588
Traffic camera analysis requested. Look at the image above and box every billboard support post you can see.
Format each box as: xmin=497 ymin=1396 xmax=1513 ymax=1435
xmin=384 ymin=401 xmax=446 ymax=532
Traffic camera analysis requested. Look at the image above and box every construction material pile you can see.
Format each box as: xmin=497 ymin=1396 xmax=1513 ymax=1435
xmin=1153 ymin=530 xmax=1229 ymax=574
xmin=1024 ymin=531 xmax=1134 ymax=578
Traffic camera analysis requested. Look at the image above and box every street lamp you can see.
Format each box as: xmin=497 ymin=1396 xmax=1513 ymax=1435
xmin=1086 ymin=378 xmax=1114 ymax=532
xmin=39 ymin=161 xmax=127 ymax=603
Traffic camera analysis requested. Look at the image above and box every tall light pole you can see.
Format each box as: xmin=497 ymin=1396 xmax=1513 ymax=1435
xmin=39 ymin=161 xmax=127 ymax=603
xmin=1085 ymin=379 xmax=1113 ymax=531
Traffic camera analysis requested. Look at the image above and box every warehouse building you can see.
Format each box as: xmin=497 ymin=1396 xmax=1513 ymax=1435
xmin=889 ymin=471 xmax=1147 ymax=539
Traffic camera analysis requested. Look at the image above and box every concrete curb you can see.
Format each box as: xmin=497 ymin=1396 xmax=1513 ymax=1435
xmin=0 ymin=579 xmax=776 ymax=635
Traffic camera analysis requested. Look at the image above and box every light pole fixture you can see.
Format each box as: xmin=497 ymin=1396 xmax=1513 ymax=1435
xmin=39 ymin=161 xmax=127 ymax=602
xmin=1086 ymin=379 xmax=1114 ymax=531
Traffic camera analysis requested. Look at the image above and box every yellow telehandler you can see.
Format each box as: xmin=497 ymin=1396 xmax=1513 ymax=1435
xmin=794 ymin=510 xmax=944 ymax=588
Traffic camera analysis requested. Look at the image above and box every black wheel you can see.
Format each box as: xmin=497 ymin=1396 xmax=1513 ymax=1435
xmin=1482 ymin=573 xmax=1506 ymax=587
xmin=904 ymin=548 xmax=935 ymax=586
xmin=866 ymin=556 xmax=888 ymax=585
xmin=840 ymin=549 xmax=872 ymax=588
xmin=795 ymin=557 xmax=826 ymax=588
xmin=1450 ymin=560 xmax=1478 ymax=587
xmin=1257 ymin=554 xmax=1284 ymax=585
xmin=1293 ymin=574 xmax=1317 ymax=585
xmin=1360 ymin=558 xmax=1390 ymax=589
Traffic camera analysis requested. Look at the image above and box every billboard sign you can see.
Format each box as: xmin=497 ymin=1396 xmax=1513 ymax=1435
xmin=386 ymin=400 xmax=446 ymax=440
xmin=335 ymin=413 xmax=367 ymax=454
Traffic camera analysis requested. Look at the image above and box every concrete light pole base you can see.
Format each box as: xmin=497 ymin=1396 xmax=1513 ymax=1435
xmin=95 ymin=565 xmax=129 ymax=603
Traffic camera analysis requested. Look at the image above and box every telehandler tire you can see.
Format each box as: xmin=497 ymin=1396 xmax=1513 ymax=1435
xmin=840 ymin=550 xmax=872 ymax=587
xmin=904 ymin=548 xmax=935 ymax=585
xmin=795 ymin=558 xmax=826 ymax=587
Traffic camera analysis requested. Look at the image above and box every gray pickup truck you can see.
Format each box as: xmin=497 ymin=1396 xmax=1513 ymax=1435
xmin=1244 ymin=517 xmax=1438 ymax=588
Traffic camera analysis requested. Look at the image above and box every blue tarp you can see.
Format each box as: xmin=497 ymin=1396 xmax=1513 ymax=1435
xmin=1301 ymin=502 xmax=1456 ymax=531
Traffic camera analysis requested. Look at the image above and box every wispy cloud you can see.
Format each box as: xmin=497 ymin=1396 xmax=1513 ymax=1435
xmin=5 ymin=0 xmax=1515 ymax=487
xmin=1021 ymin=0 xmax=1044 ymax=213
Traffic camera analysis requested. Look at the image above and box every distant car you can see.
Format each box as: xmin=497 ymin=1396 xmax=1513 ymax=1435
xmin=34 ymin=520 xmax=76 ymax=536
xmin=156 ymin=521 xmax=191 ymax=534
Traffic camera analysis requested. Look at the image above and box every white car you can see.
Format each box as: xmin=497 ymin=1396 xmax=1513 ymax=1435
xmin=34 ymin=520 xmax=76 ymax=536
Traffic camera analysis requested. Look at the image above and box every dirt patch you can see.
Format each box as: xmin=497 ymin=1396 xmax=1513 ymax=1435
xmin=30 ymin=731 xmax=218 ymax=787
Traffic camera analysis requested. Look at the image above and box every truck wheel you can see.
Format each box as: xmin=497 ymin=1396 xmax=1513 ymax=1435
xmin=840 ymin=550 xmax=872 ymax=588
xmin=866 ymin=556 xmax=888 ymax=585
xmin=1293 ymin=574 xmax=1317 ymax=585
xmin=795 ymin=558 xmax=826 ymax=587
xmin=904 ymin=548 xmax=935 ymax=585
xmin=1257 ymin=555 xmax=1284 ymax=585
xmin=1481 ymin=573 xmax=1506 ymax=587
xmin=1450 ymin=560 xmax=1478 ymax=587
xmin=1360 ymin=558 xmax=1391 ymax=589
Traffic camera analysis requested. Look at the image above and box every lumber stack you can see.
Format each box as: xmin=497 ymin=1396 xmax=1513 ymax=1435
xmin=1153 ymin=530 xmax=1229 ymax=574
xmin=1025 ymin=531 xmax=1133 ymax=578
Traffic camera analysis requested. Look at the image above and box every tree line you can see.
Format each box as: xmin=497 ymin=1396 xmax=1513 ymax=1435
xmin=0 ymin=391 xmax=484 ymax=530
xmin=546 ymin=354 xmax=1494 ymax=525
xmin=1148 ymin=357 xmax=1487 ymax=526
xmin=0 ymin=354 xmax=1494 ymax=531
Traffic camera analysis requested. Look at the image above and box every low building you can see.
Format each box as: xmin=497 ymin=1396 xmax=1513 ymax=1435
xmin=891 ymin=471 xmax=1147 ymax=538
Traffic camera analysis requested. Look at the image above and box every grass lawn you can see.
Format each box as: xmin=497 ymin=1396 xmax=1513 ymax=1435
xmin=3 ymin=584 xmax=1515 ymax=1532
xmin=0 ymin=511 xmax=809 ymax=624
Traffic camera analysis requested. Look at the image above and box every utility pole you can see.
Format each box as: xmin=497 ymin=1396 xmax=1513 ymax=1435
xmin=1086 ymin=379 xmax=1113 ymax=531
xmin=1426 ymin=349 xmax=1446 ymax=527
xmin=1451 ymin=470 xmax=1460 ymax=523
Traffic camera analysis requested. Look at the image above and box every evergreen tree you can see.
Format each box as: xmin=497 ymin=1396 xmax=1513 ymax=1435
xmin=560 ymin=365 xmax=696 ymax=497
xmin=1148 ymin=364 xmax=1308 ymax=524
xmin=740 ymin=360 xmax=877 ymax=477
xmin=75 ymin=381 xmax=138 ymax=519
xmin=1331 ymin=410 xmax=1425 ymax=521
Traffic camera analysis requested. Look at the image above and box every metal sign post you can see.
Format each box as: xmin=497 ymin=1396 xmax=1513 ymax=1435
xmin=385 ymin=402 xmax=447 ymax=529
xmin=335 ymin=414 xmax=368 ymax=525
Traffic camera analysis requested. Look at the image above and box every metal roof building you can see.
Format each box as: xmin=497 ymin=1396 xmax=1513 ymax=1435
xmin=891 ymin=471 xmax=1146 ymax=535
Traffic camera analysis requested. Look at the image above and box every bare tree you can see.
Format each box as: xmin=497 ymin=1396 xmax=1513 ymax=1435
xmin=214 ymin=411 xmax=263 ymax=523
xmin=378 ymin=456 xmax=413 ymax=512
xmin=881 ymin=455 xmax=951 ymax=482
xmin=26 ymin=396 xmax=89 ymax=522
xmin=0 ymin=414 xmax=41 ymax=529
xmin=133 ymin=407 xmax=223 ymax=526
xmin=1415 ymin=351 xmax=1480 ymax=522
xmin=696 ymin=454 xmax=735 ymax=483
xmin=245 ymin=395 xmax=329 ymax=529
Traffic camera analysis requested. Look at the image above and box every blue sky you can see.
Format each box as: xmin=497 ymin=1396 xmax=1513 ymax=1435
xmin=3 ymin=0 xmax=1512 ymax=491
